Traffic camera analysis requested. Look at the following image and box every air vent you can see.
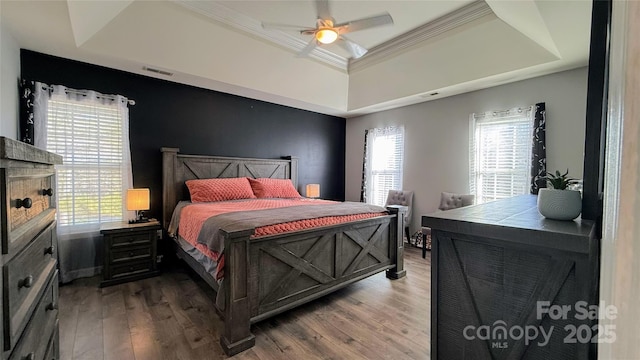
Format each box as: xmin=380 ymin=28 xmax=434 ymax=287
xmin=419 ymin=92 xmax=440 ymax=99
xmin=143 ymin=66 xmax=173 ymax=76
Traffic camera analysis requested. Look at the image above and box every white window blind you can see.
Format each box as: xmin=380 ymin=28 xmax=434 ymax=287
xmin=470 ymin=107 xmax=533 ymax=204
xmin=46 ymin=97 xmax=127 ymax=228
xmin=365 ymin=126 xmax=405 ymax=206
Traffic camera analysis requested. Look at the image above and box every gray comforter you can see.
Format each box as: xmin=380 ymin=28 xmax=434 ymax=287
xmin=170 ymin=200 xmax=387 ymax=254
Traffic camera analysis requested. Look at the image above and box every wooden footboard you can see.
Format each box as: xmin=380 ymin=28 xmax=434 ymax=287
xmin=161 ymin=148 xmax=406 ymax=356
xmin=220 ymin=206 xmax=406 ymax=356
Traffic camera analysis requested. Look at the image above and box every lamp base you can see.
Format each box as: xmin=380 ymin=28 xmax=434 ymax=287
xmin=128 ymin=210 xmax=150 ymax=224
xmin=128 ymin=218 xmax=150 ymax=224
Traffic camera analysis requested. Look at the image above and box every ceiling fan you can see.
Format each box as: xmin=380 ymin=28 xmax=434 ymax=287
xmin=262 ymin=0 xmax=394 ymax=59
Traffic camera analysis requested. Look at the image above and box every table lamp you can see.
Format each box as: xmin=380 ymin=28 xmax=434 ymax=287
xmin=127 ymin=188 xmax=150 ymax=223
xmin=306 ymin=184 xmax=320 ymax=198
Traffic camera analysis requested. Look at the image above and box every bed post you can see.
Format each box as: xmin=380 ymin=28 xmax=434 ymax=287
xmin=281 ymin=155 xmax=298 ymax=188
xmin=386 ymin=205 xmax=407 ymax=279
xmin=161 ymin=147 xmax=179 ymax=229
xmin=220 ymin=229 xmax=256 ymax=356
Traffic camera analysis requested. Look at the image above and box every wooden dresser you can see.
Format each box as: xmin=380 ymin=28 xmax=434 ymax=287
xmin=0 ymin=137 xmax=62 ymax=360
xmin=423 ymin=195 xmax=599 ymax=360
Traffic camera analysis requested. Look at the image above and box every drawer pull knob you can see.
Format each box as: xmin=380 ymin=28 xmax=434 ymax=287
xmin=23 ymin=352 xmax=35 ymax=360
xmin=16 ymin=197 xmax=33 ymax=209
xmin=128 ymin=238 xmax=134 ymax=243
xmin=129 ymin=251 xmax=134 ymax=257
xmin=18 ymin=275 xmax=34 ymax=289
xmin=45 ymin=245 xmax=55 ymax=255
xmin=43 ymin=188 xmax=54 ymax=196
xmin=46 ymin=302 xmax=58 ymax=311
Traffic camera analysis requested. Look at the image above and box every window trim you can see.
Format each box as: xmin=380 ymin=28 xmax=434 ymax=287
xmin=364 ymin=125 xmax=405 ymax=207
xmin=39 ymin=88 xmax=133 ymax=233
xmin=469 ymin=107 xmax=534 ymax=204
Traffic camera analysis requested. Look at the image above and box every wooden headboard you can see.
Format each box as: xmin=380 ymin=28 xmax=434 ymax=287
xmin=161 ymin=147 xmax=298 ymax=229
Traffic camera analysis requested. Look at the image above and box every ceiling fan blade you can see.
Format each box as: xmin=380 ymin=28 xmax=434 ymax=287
xmin=297 ymin=38 xmax=318 ymax=57
xmin=262 ymin=22 xmax=315 ymax=33
xmin=315 ymin=0 xmax=331 ymax=20
xmin=338 ymin=36 xmax=368 ymax=59
xmin=335 ymin=13 xmax=393 ymax=34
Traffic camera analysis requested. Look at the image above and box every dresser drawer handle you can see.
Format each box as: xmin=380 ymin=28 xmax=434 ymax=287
xmin=18 ymin=275 xmax=34 ymax=289
xmin=128 ymin=251 xmax=135 ymax=257
xmin=22 ymin=352 xmax=35 ymax=360
xmin=45 ymin=302 xmax=58 ymax=311
xmin=43 ymin=188 xmax=54 ymax=196
xmin=16 ymin=197 xmax=33 ymax=209
xmin=45 ymin=245 xmax=55 ymax=255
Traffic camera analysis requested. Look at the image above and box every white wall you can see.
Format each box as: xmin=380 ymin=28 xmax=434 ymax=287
xmin=599 ymin=0 xmax=640 ymax=357
xmin=345 ymin=67 xmax=588 ymax=233
xmin=0 ymin=20 xmax=20 ymax=139
xmin=348 ymin=14 xmax=558 ymax=110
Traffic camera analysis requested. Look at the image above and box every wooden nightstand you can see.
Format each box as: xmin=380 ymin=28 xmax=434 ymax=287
xmin=100 ymin=220 xmax=161 ymax=287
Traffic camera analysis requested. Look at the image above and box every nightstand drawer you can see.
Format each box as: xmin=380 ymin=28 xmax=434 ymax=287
xmin=111 ymin=233 xmax=151 ymax=247
xmin=110 ymin=246 xmax=152 ymax=263
xmin=8 ymin=271 xmax=58 ymax=360
xmin=111 ymin=260 xmax=153 ymax=279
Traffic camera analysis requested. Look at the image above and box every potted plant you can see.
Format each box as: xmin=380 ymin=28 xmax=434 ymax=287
xmin=537 ymin=169 xmax=582 ymax=220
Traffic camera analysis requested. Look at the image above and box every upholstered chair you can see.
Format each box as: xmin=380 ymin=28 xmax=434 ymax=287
xmin=384 ymin=190 xmax=414 ymax=244
xmin=437 ymin=192 xmax=475 ymax=211
xmin=422 ymin=192 xmax=475 ymax=258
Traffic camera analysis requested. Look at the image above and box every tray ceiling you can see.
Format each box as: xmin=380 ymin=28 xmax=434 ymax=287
xmin=0 ymin=0 xmax=592 ymax=117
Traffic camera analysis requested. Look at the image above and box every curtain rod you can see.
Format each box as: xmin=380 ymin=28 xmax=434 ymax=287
xmin=474 ymin=106 xmax=532 ymax=118
xmin=41 ymin=85 xmax=135 ymax=106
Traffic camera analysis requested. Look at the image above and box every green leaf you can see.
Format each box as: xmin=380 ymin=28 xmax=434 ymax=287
xmin=544 ymin=168 xmax=573 ymax=190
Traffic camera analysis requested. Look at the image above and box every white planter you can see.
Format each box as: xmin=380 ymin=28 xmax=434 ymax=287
xmin=537 ymin=188 xmax=582 ymax=220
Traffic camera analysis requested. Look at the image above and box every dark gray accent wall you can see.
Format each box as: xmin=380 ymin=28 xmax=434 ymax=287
xmin=20 ymin=50 xmax=346 ymax=219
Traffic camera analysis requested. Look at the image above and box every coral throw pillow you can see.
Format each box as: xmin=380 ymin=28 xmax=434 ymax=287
xmin=186 ymin=178 xmax=256 ymax=202
xmin=248 ymin=178 xmax=302 ymax=198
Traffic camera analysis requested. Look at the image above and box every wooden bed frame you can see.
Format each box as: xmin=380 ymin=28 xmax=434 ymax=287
xmin=161 ymin=148 xmax=406 ymax=356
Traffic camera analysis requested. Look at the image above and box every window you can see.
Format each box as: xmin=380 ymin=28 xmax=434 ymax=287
xmin=364 ymin=126 xmax=405 ymax=206
xmin=470 ymin=107 xmax=533 ymax=204
xmin=44 ymin=92 xmax=131 ymax=231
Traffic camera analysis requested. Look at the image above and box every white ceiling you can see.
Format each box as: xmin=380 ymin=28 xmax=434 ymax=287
xmin=0 ymin=0 xmax=592 ymax=118
xmin=216 ymin=0 xmax=475 ymax=58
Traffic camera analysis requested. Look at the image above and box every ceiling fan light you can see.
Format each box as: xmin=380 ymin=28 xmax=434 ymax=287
xmin=316 ymin=28 xmax=338 ymax=44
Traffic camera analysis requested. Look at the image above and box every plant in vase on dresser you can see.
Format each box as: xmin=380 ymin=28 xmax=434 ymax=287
xmin=537 ymin=169 xmax=582 ymax=220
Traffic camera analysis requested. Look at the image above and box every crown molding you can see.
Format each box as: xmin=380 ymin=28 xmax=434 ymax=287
xmin=173 ymin=0 xmax=494 ymax=74
xmin=172 ymin=0 xmax=349 ymax=71
xmin=349 ymin=1 xmax=494 ymax=72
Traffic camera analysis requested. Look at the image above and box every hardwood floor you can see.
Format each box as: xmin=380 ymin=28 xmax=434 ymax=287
xmin=59 ymin=246 xmax=431 ymax=360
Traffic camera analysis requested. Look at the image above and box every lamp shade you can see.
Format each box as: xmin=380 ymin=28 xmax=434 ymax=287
xmin=306 ymin=184 xmax=320 ymax=198
xmin=127 ymin=188 xmax=150 ymax=211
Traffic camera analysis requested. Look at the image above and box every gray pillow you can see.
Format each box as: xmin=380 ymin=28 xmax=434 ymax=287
xmin=438 ymin=192 xmax=475 ymax=211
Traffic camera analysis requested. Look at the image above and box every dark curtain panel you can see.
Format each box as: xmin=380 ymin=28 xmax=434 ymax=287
xmin=359 ymin=129 xmax=369 ymax=202
xmin=530 ymin=102 xmax=547 ymax=194
xmin=19 ymin=79 xmax=36 ymax=145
